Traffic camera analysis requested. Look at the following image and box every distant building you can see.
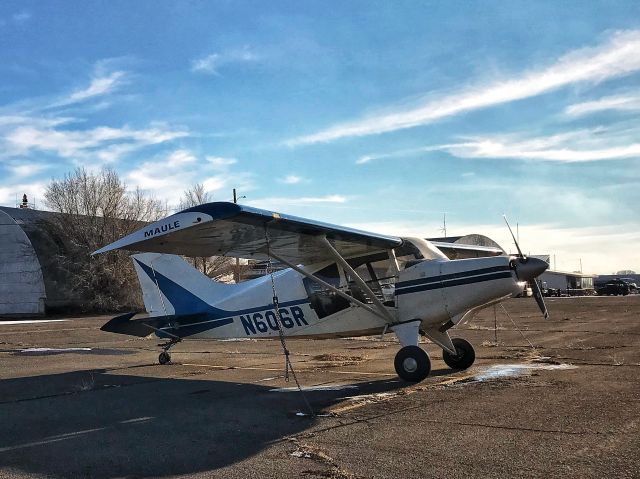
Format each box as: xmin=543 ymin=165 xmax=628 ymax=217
xmin=427 ymin=234 xmax=504 ymax=259
xmin=0 ymin=207 xmax=47 ymax=315
xmin=539 ymin=270 xmax=596 ymax=296
xmin=0 ymin=206 xmax=98 ymax=316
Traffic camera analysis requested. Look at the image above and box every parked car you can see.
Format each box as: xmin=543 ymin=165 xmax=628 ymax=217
xmin=620 ymin=278 xmax=638 ymax=294
xmin=595 ymin=279 xmax=630 ymax=296
xmin=540 ymin=281 xmax=561 ymax=297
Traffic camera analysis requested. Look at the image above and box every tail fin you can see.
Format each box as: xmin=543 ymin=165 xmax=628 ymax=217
xmin=132 ymin=253 xmax=232 ymax=317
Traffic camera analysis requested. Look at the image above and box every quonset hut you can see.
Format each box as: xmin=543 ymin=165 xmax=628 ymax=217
xmin=0 ymin=206 xmax=86 ymax=316
xmin=0 ymin=207 xmax=46 ymax=315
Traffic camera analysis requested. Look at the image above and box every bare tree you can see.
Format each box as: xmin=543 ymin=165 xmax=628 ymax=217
xmin=44 ymin=167 xmax=165 ymax=312
xmin=178 ymin=182 xmax=210 ymax=211
xmin=178 ymin=183 xmax=235 ymax=281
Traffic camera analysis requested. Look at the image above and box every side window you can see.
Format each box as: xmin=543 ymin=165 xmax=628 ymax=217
xmin=345 ymin=256 xmax=397 ymax=306
xmin=394 ymin=242 xmax=425 ymax=270
xmin=303 ymin=263 xmax=350 ymax=319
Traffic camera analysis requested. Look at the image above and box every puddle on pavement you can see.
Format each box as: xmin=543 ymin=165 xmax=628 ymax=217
xmin=470 ymin=362 xmax=577 ymax=382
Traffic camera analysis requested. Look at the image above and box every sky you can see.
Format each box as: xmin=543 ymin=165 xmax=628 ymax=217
xmin=0 ymin=1 xmax=639 ymax=274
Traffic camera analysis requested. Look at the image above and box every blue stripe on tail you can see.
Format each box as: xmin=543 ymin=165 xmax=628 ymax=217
xmin=134 ymin=258 xmax=224 ymax=316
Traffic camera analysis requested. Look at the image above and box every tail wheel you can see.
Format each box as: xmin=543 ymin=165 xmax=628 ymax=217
xmin=159 ymin=351 xmax=172 ymax=365
xmin=394 ymin=346 xmax=431 ymax=382
xmin=442 ymin=338 xmax=475 ymax=370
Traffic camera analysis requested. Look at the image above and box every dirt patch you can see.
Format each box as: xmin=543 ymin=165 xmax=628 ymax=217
xmin=289 ymin=438 xmax=359 ymax=479
xmin=313 ymin=354 xmax=367 ymax=362
xmin=312 ymin=353 xmax=368 ymax=369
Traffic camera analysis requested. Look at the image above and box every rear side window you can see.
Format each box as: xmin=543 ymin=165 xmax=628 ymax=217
xmin=303 ymin=263 xmax=350 ymax=318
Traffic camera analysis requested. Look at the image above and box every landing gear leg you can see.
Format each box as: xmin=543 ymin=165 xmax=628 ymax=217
xmin=158 ymin=337 xmax=181 ymax=365
xmin=391 ymin=320 xmax=430 ymax=382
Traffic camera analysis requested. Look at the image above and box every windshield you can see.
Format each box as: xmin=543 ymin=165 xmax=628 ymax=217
xmin=395 ymin=237 xmax=448 ymax=269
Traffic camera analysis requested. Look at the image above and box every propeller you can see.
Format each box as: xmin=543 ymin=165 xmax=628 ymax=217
xmin=503 ymin=215 xmax=550 ymax=320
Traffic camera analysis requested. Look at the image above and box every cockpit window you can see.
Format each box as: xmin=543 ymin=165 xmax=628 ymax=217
xmin=303 ymin=263 xmax=350 ymax=318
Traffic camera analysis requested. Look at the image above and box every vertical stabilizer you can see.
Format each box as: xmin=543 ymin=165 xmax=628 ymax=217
xmin=132 ymin=253 xmax=232 ymax=317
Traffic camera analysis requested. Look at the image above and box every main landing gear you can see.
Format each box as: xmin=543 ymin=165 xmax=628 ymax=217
xmin=158 ymin=337 xmax=181 ymax=365
xmin=394 ymin=338 xmax=476 ymax=381
xmin=394 ymin=346 xmax=431 ymax=382
xmin=391 ymin=321 xmax=476 ymax=381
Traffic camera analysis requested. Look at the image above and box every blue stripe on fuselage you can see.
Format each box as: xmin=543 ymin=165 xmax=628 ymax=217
xmin=395 ymin=270 xmax=513 ymax=296
xmin=155 ymin=299 xmax=310 ymax=338
xmin=396 ymin=265 xmax=511 ymax=289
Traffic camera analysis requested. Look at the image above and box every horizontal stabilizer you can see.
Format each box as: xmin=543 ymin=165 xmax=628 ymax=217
xmin=101 ymin=311 xmax=213 ymax=339
xmin=100 ymin=312 xmax=156 ymax=337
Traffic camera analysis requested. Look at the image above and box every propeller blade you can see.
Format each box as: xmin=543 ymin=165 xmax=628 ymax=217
xmin=531 ymin=279 xmax=550 ymax=320
xmin=502 ymin=215 xmax=524 ymax=259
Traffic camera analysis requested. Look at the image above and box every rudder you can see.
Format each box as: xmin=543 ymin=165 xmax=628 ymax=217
xmin=132 ymin=253 xmax=232 ymax=317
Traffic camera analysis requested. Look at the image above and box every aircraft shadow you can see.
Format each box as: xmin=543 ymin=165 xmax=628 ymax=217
xmin=0 ymin=367 xmax=425 ymax=478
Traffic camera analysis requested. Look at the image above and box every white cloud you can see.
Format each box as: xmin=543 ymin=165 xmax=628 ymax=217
xmin=6 ymin=163 xmax=46 ymax=179
xmin=59 ymin=71 xmax=127 ymax=106
xmin=206 ymin=156 xmax=237 ymax=169
xmin=356 ymin=145 xmax=442 ymax=164
xmin=564 ymin=93 xmax=640 ymax=117
xmin=279 ymin=174 xmax=304 ymax=184
xmin=288 ymin=30 xmax=640 ymax=145
xmin=0 ymin=181 xmax=47 ymax=208
xmin=166 ymin=149 xmax=197 ymax=167
xmin=246 ymin=195 xmax=347 ymax=211
xmin=125 ymin=149 xmax=253 ymax=208
xmin=439 ymin=129 xmax=640 ymax=162
xmin=3 ymin=123 xmax=188 ymax=162
xmin=360 ymin=124 xmax=640 ymax=164
xmin=191 ymin=47 xmax=258 ymax=75
xmin=12 ymin=12 xmax=31 ymax=24
xmin=0 ymin=115 xmax=76 ymax=130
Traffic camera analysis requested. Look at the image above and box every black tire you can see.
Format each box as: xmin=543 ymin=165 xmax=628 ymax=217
xmin=443 ymin=338 xmax=476 ymax=370
xmin=394 ymin=346 xmax=431 ymax=382
xmin=159 ymin=351 xmax=171 ymax=365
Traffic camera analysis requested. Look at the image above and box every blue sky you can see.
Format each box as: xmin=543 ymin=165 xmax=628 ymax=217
xmin=1 ymin=1 xmax=639 ymax=273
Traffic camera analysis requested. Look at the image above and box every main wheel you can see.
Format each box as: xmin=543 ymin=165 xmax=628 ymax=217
xmin=443 ymin=338 xmax=475 ymax=370
xmin=159 ymin=351 xmax=171 ymax=365
xmin=394 ymin=346 xmax=431 ymax=382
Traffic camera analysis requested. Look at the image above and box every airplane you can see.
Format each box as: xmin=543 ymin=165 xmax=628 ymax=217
xmin=94 ymin=202 xmax=549 ymax=382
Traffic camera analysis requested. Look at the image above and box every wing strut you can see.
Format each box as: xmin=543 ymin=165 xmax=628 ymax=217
xmin=319 ymin=236 xmax=395 ymax=323
xmin=268 ymin=251 xmax=390 ymax=322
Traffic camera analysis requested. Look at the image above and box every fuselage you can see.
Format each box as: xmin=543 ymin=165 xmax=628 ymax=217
xmin=151 ymin=255 xmax=523 ymax=341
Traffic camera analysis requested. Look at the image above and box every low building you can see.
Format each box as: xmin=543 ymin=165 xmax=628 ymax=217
xmin=539 ymin=270 xmax=596 ymax=296
xmin=0 ymin=208 xmax=47 ymax=315
xmin=0 ymin=206 xmax=89 ymax=316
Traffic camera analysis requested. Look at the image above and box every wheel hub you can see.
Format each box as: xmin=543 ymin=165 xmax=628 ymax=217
xmin=403 ymin=357 xmax=418 ymax=373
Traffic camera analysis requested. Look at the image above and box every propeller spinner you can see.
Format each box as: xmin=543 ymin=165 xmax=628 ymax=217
xmin=503 ymin=216 xmax=550 ymax=320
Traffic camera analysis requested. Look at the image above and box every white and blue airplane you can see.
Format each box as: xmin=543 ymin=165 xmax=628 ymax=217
xmin=94 ymin=202 xmax=549 ymax=382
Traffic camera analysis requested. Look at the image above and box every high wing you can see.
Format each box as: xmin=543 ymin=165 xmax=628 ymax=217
xmin=93 ymin=202 xmax=403 ymax=265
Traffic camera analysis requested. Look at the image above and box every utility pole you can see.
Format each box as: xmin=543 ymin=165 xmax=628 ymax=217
xmin=439 ymin=212 xmax=447 ymax=237
xmin=233 ymin=189 xmax=239 ymax=283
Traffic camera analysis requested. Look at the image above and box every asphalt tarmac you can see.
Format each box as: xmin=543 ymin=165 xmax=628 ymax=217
xmin=1 ymin=296 xmax=638 ymax=478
